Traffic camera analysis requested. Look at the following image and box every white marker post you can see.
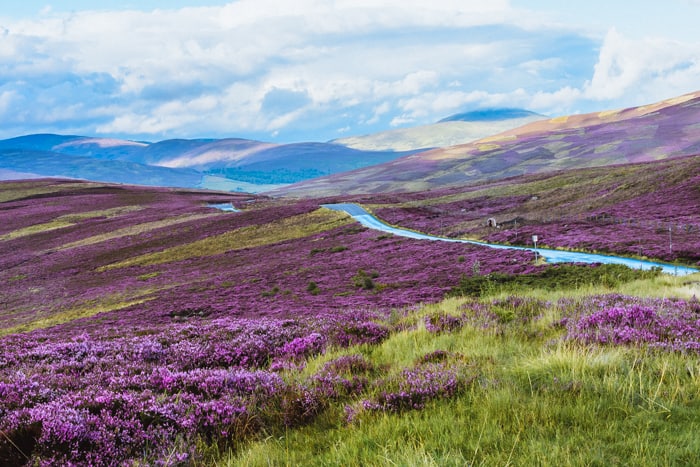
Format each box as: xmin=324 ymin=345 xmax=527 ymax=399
xmin=532 ymin=235 xmax=538 ymax=262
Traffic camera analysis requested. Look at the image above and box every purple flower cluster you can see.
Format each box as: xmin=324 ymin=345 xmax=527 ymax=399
xmin=424 ymin=311 xmax=463 ymax=333
xmin=311 ymin=354 xmax=377 ymax=400
xmin=561 ymin=295 xmax=700 ymax=352
xmin=0 ymin=311 xmax=387 ymax=465
xmin=351 ymin=359 xmax=474 ymax=417
xmin=424 ymin=297 xmax=550 ymax=333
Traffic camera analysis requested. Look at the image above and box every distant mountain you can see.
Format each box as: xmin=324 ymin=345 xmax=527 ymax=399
xmin=332 ymin=108 xmax=544 ymax=151
xmin=0 ymin=131 xmax=422 ymax=190
xmin=149 ymin=139 xmax=416 ymax=184
xmin=0 ymin=134 xmax=148 ymax=160
xmin=183 ymin=142 xmax=418 ymax=185
xmin=438 ymin=108 xmax=542 ymax=123
xmin=0 ymin=168 xmax=45 ymax=180
xmin=273 ymin=91 xmax=700 ymax=197
xmin=0 ymin=149 xmax=203 ymax=188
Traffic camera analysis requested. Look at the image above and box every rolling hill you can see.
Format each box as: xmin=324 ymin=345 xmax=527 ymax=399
xmin=0 ymin=149 xmax=204 ymax=187
xmin=331 ymin=108 xmax=544 ymax=151
xmin=274 ymin=91 xmax=700 ymax=197
xmin=2 ymin=147 xmax=700 ymax=464
xmin=0 ymin=134 xmax=419 ymax=191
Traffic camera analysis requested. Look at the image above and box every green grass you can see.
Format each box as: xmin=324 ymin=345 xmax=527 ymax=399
xmin=0 ymin=295 xmax=153 ymax=336
xmin=0 ymin=205 xmax=145 ymax=241
xmin=218 ymin=276 xmax=700 ymax=466
xmin=448 ymin=263 xmax=664 ymax=298
xmin=100 ymin=209 xmax=352 ymax=269
xmin=53 ymin=212 xmax=216 ymax=252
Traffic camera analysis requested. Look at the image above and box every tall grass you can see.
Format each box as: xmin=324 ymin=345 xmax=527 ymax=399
xmin=221 ymin=278 xmax=700 ymax=466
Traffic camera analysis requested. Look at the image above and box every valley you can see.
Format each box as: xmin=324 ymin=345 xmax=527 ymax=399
xmin=1 ymin=91 xmax=700 ymax=466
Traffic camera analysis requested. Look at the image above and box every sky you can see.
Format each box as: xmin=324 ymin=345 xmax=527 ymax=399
xmin=1 ymin=0 xmax=699 ymax=143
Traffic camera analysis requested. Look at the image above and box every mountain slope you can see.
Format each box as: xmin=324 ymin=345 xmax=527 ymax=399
xmin=274 ymin=91 xmax=700 ymax=197
xmin=1 ymin=154 xmax=699 ymax=464
xmin=0 ymin=149 xmax=203 ymax=187
xmin=0 ymin=134 xmax=418 ymax=189
xmin=154 ymin=140 xmax=418 ymax=184
xmin=332 ymin=108 xmax=544 ymax=151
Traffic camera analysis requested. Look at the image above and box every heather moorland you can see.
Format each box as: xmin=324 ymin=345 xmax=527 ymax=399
xmin=1 ymin=150 xmax=700 ymax=465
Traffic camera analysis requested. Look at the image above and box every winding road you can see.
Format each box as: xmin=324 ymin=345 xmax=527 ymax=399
xmin=323 ymin=203 xmax=699 ymax=276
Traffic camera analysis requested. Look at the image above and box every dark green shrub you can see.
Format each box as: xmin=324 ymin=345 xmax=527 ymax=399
xmin=307 ymin=281 xmax=320 ymax=295
xmin=448 ymin=264 xmax=662 ymax=298
xmin=352 ymin=269 xmax=377 ymax=290
xmin=262 ymin=285 xmax=280 ymax=297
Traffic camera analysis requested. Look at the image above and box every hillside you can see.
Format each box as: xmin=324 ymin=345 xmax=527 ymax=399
xmin=275 ymin=91 xmax=700 ymax=197
xmin=0 ymin=149 xmax=204 ymax=187
xmin=1 ymin=159 xmax=700 ymax=464
xmin=331 ymin=108 xmax=544 ymax=151
xmin=351 ymin=154 xmax=700 ymax=265
xmin=2 ymin=154 xmax=699 ymax=340
xmin=0 ymin=135 xmax=417 ymax=191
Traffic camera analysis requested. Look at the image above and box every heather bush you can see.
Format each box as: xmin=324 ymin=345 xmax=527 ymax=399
xmin=310 ymin=354 xmax=377 ymax=400
xmin=0 ymin=310 xmax=394 ymax=466
xmin=348 ymin=359 xmax=475 ymax=418
xmin=333 ymin=321 xmax=390 ymax=347
xmin=561 ymin=295 xmax=700 ymax=352
xmin=424 ymin=311 xmax=464 ymax=333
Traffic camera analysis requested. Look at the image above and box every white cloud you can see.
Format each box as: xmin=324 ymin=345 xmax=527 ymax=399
xmin=584 ymin=28 xmax=700 ymax=103
xmin=0 ymin=91 xmax=17 ymax=116
xmin=0 ymin=2 xmax=699 ymax=140
xmin=529 ymin=87 xmax=582 ymax=113
xmin=389 ymin=114 xmax=416 ymax=127
xmin=366 ymin=102 xmax=391 ymax=125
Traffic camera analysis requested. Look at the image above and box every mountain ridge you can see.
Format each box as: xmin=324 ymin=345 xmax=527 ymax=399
xmin=273 ymin=90 xmax=700 ymax=197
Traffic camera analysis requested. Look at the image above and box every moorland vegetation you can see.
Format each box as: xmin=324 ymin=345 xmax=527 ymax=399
xmin=1 ymin=150 xmax=699 ymax=465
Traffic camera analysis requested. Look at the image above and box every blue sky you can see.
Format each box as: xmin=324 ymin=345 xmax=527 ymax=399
xmin=1 ymin=0 xmax=699 ymax=142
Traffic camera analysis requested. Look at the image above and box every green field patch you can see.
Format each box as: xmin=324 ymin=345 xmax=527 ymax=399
xmin=137 ymin=271 xmax=162 ymax=281
xmin=101 ymin=208 xmax=353 ymax=269
xmin=0 ymin=181 xmax=103 ymax=203
xmin=0 ymin=205 xmax=146 ymax=241
xmin=0 ymin=219 xmax=76 ymax=240
xmin=53 ymin=212 xmax=218 ymax=251
xmin=0 ymin=295 xmax=152 ymax=336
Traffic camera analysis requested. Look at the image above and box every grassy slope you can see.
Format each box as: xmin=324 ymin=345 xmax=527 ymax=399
xmin=357 ymin=154 xmax=700 ymax=265
xmin=0 ymin=179 xmax=535 ymax=335
xmin=274 ymin=91 xmax=700 ymax=197
xmin=2 ymin=177 xmax=700 ymax=466
xmin=225 ymin=276 xmax=700 ymax=466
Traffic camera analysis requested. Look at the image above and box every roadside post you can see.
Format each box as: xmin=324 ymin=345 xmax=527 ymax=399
xmin=532 ymin=235 xmax=538 ymax=262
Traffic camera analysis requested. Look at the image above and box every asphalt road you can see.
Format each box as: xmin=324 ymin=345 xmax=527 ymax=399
xmin=323 ymin=203 xmax=699 ymax=276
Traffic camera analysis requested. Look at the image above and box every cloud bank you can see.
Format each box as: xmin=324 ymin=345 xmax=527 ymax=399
xmin=1 ymin=0 xmax=699 ymax=141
